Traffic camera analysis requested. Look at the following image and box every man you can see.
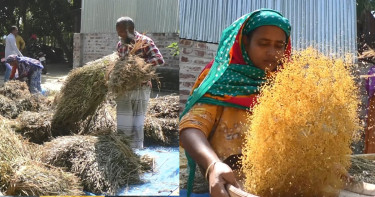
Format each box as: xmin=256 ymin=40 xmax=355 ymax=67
xmin=4 ymin=26 xmax=23 ymax=82
xmin=16 ymin=34 xmax=26 ymax=52
xmin=115 ymin=16 xmax=164 ymax=149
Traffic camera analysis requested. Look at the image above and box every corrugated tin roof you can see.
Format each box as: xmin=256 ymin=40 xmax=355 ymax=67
xmin=81 ymin=0 xmax=179 ymax=33
xmin=180 ymin=0 xmax=357 ymax=57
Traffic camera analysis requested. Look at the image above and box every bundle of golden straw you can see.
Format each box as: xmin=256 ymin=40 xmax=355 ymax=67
xmin=52 ymin=43 xmax=156 ymax=136
xmin=242 ymin=48 xmax=361 ymax=196
xmin=0 ymin=120 xmax=83 ymax=196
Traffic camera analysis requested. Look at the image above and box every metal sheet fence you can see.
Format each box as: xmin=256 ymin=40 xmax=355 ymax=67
xmin=180 ymin=0 xmax=357 ymax=57
xmin=81 ymin=0 xmax=179 ymax=33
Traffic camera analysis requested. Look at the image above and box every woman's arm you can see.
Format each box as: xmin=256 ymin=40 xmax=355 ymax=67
xmin=9 ymin=65 xmax=17 ymax=80
xmin=181 ymin=128 xmax=239 ymax=197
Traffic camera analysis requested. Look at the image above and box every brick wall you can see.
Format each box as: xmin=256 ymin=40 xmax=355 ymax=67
xmin=179 ymin=39 xmax=218 ymax=110
xmin=73 ymin=33 xmax=180 ymax=91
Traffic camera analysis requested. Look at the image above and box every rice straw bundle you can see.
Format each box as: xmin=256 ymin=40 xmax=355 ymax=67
xmin=107 ymin=55 xmax=156 ymax=97
xmin=147 ymin=94 xmax=179 ymax=118
xmin=52 ymin=50 xmax=156 ymax=136
xmin=0 ymin=81 xmax=49 ymax=119
xmin=0 ymin=80 xmax=30 ymax=99
xmin=144 ymin=95 xmax=179 ymax=146
xmin=6 ymin=161 xmax=83 ymax=196
xmin=242 ymin=48 xmax=361 ymax=196
xmin=41 ymin=134 xmax=146 ymax=195
xmin=349 ymin=157 xmax=375 ymax=184
xmin=80 ymin=100 xmax=117 ymax=135
xmin=0 ymin=120 xmax=34 ymax=192
xmin=0 ymin=94 xmax=19 ymax=118
xmin=0 ymin=120 xmax=82 ymax=196
xmin=144 ymin=117 xmax=178 ymax=146
xmin=16 ymin=111 xmax=53 ymax=144
xmin=51 ymin=53 xmax=116 ymax=136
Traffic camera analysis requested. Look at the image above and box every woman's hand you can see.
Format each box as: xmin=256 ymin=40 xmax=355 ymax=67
xmin=208 ymin=161 xmax=239 ymax=197
xmin=181 ymin=128 xmax=239 ymax=196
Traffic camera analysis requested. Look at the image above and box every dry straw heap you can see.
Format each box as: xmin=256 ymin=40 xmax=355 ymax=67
xmin=0 ymin=120 xmax=83 ymax=196
xmin=41 ymin=134 xmax=145 ymax=195
xmin=52 ymin=52 xmax=156 ymax=136
xmin=0 ymin=81 xmax=48 ymax=119
xmin=242 ymin=48 xmax=361 ymax=196
xmin=15 ymin=111 xmax=53 ymax=144
xmin=144 ymin=95 xmax=179 ymax=146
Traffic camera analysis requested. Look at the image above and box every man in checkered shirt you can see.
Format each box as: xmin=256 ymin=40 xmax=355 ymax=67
xmin=115 ymin=16 xmax=164 ymax=149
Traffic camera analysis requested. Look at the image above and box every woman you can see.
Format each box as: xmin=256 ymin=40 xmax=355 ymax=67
xmin=179 ymin=9 xmax=291 ymax=197
xmin=365 ymin=65 xmax=375 ymax=153
xmin=6 ymin=54 xmax=43 ymax=94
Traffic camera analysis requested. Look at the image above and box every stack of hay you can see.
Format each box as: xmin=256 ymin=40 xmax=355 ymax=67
xmin=242 ymin=48 xmax=361 ymax=196
xmin=0 ymin=50 xmax=157 ymax=195
xmin=15 ymin=111 xmax=53 ymax=144
xmin=0 ymin=81 xmax=49 ymax=119
xmin=0 ymin=117 xmax=83 ymax=196
xmin=52 ymin=53 xmax=156 ymax=136
xmin=144 ymin=94 xmax=179 ymax=146
xmin=349 ymin=157 xmax=375 ymax=184
xmin=0 ymin=81 xmax=54 ymax=144
xmin=42 ymin=52 xmax=154 ymax=195
xmin=41 ymin=134 xmax=146 ymax=195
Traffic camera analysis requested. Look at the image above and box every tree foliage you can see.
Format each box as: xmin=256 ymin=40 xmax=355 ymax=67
xmin=357 ymin=0 xmax=375 ymax=50
xmin=0 ymin=0 xmax=81 ymax=64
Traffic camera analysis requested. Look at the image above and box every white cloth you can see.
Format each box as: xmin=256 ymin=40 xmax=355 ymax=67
xmin=116 ymin=86 xmax=151 ymax=149
xmin=5 ymin=33 xmax=23 ymax=58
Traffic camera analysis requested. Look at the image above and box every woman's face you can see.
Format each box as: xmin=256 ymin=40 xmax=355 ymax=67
xmin=243 ymin=25 xmax=287 ymax=71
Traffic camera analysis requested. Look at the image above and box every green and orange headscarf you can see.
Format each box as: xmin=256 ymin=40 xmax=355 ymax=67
xmin=181 ymin=9 xmax=292 ymax=197
xmin=181 ymin=9 xmax=292 ymax=118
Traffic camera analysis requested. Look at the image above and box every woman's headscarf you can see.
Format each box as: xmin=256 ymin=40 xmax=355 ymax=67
xmin=181 ymin=9 xmax=292 ymax=197
xmin=5 ymin=54 xmax=18 ymax=63
xmin=181 ymin=8 xmax=292 ymax=118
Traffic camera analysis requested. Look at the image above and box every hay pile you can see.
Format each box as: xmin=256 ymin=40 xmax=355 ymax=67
xmin=41 ymin=134 xmax=146 ymax=195
xmin=144 ymin=117 xmax=178 ymax=146
xmin=144 ymin=95 xmax=179 ymax=146
xmin=0 ymin=121 xmax=83 ymax=196
xmin=349 ymin=157 xmax=375 ymax=184
xmin=75 ymin=99 xmax=117 ymax=136
xmin=147 ymin=94 xmax=179 ymax=118
xmin=7 ymin=161 xmax=83 ymax=196
xmin=15 ymin=111 xmax=53 ymax=144
xmin=52 ymin=53 xmax=155 ymax=137
xmin=0 ymin=81 xmax=49 ymax=119
xmin=242 ymin=48 xmax=361 ymax=196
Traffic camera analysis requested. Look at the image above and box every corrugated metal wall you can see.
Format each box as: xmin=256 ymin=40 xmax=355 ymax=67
xmin=180 ymin=0 xmax=357 ymax=57
xmin=81 ymin=0 xmax=179 ymax=33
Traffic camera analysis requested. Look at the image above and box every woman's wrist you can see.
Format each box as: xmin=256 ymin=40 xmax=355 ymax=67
xmin=205 ymin=160 xmax=222 ymax=181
